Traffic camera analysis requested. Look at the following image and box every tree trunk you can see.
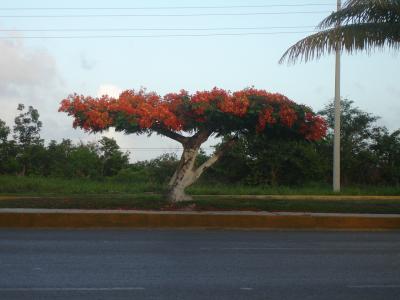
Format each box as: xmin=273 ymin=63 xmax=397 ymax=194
xmin=166 ymin=134 xmax=237 ymax=202
xmin=167 ymin=147 xmax=199 ymax=202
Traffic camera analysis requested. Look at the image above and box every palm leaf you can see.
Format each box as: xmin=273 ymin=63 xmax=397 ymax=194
xmin=320 ymin=0 xmax=400 ymax=27
xmin=279 ymin=22 xmax=400 ymax=64
xmin=279 ymin=0 xmax=400 ymax=64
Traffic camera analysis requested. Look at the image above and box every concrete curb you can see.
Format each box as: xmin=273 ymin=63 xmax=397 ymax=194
xmin=1 ymin=209 xmax=400 ymax=230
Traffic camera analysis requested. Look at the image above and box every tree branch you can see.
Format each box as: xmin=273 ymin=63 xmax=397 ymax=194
xmin=185 ymin=130 xmax=211 ymax=148
xmin=154 ymin=126 xmax=188 ymax=144
xmin=191 ymin=137 xmax=238 ymax=184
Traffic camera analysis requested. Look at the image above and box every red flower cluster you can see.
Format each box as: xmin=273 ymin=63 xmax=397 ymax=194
xmin=59 ymin=90 xmax=183 ymax=131
xmin=236 ymin=87 xmax=271 ymax=98
xmin=59 ymin=87 xmax=327 ymax=141
xmin=257 ymin=107 xmax=276 ymax=132
xmin=164 ymin=89 xmax=188 ymax=111
xmin=279 ymin=105 xmax=298 ymax=128
xmin=59 ymin=95 xmax=114 ymax=131
xmin=191 ymin=88 xmax=230 ymax=115
xmin=299 ymin=113 xmax=328 ymax=141
xmin=113 ymin=90 xmax=183 ymax=130
xmin=220 ymin=92 xmax=249 ymax=116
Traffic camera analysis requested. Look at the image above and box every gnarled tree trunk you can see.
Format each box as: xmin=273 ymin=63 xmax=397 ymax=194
xmin=166 ymin=132 xmax=237 ymax=202
xmin=167 ymin=146 xmax=199 ymax=202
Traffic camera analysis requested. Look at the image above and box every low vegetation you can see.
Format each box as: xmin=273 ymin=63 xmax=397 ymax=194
xmin=0 ymin=175 xmax=398 ymax=196
xmin=1 ymin=192 xmax=399 ymax=214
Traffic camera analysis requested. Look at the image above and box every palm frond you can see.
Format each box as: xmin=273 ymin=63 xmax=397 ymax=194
xmin=279 ymin=22 xmax=400 ymax=64
xmin=320 ymin=0 xmax=400 ymax=28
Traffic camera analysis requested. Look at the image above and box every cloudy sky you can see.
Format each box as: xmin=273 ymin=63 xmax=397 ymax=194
xmin=0 ymin=0 xmax=399 ymax=161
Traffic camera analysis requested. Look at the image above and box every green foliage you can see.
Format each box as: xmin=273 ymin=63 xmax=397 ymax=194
xmin=13 ymin=104 xmax=43 ymax=146
xmin=44 ymin=139 xmax=74 ymax=177
xmin=201 ymin=135 xmax=327 ymax=186
xmin=98 ymin=137 xmax=129 ymax=176
xmin=0 ymin=119 xmax=10 ymax=143
xmin=69 ymin=143 xmax=102 ymax=178
xmin=0 ymin=175 xmax=161 ymax=194
xmin=200 ymin=99 xmax=400 ymax=187
xmin=318 ymin=99 xmax=400 ymax=185
xmin=196 ymin=140 xmax=251 ymax=184
xmin=117 ymin=153 xmax=179 ymax=184
xmin=319 ymin=99 xmax=379 ymax=147
xmin=10 ymin=104 xmax=45 ymax=176
xmin=370 ymin=128 xmax=400 ymax=185
xmin=0 ymin=105 xmax=129 ymax=179
xmin=0 ymin=120 xmax=16 ymax=174
xmin=112 ymin=168 xmax=150 ymax=183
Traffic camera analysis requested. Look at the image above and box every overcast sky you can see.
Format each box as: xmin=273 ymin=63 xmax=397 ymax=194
xmin=0 ymin=0 xmax=399 ymax=161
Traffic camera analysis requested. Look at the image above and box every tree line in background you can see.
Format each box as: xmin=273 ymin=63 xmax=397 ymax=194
xmin=0 ymin=100 xmax=399 ymax=186
xmin=0 ymin=104 xmax=129 ymax=179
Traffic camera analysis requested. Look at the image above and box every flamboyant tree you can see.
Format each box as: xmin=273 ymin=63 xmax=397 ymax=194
xmin=59 ymin=87 xmax=327 ymax=202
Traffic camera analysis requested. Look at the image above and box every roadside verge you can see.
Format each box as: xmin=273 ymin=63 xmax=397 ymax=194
xmin=1 ymin=209 xmax=400 ymax=230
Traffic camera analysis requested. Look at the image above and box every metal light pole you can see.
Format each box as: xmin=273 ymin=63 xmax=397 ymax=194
xmin=333 ymin=0 xmax=341 ymax=192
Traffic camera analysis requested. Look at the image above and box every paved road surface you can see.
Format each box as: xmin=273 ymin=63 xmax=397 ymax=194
xmin=0 ymin=230 xmax=399 ymax=299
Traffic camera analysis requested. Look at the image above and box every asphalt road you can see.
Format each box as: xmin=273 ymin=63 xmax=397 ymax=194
xmin=0 ymin=230 xmax=399 ymax=300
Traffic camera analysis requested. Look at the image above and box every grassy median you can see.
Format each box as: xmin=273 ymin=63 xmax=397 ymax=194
xmin=0 ymin=194 xmax=400 ymax=214
xmin=0 ymin=175 xmax=399 ymax=196
xmin=1 ymin=176 xmax=399 ymax=213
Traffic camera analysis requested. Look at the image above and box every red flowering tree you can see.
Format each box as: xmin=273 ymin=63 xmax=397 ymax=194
xmin=59 ymin=88 xmax=327 ymax=202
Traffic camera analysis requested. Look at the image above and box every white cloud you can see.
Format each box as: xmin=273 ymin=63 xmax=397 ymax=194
xmin=0 ymin=40 xmax=60 ymax=93
xmin=0 ymin=39 xmax=62 ymax=126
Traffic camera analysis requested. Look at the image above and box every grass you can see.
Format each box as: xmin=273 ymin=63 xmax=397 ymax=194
xmin=189 ymin=198 xmax=400 ymax=214
xmin=0 ymin=194 xmax=166 ymax=210
xmin=0 ymin=175 xmax=162 ymax=195
xmin=0 ymin=195 xmax=400 ymax=214
xmin=188 ymin=183 xmax=400 ymax=196
xmin=0 ymin=175 xmax=399 ymax=213
xmin=0 ymin=175 xmax=399 ymax=196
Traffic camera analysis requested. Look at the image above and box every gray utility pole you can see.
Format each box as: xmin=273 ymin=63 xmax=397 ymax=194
xmin=333 ymin=0 xmax=341 ymax=192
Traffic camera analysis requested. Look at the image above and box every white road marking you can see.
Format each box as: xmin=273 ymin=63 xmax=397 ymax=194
xmin=223 ymin=247 xmax=313 ymax=250
xmin=348 ymin=285 xmax=400 ymax=289
xmin=0 ymin=287 xmax=145 ymax=291
xmin=201 ymin=247 xmax=314 ymax=250
xmin=240 ymin=287 xmax=253 ymax=290
xmin=201 ymin=247 xmax=397 ymax=251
